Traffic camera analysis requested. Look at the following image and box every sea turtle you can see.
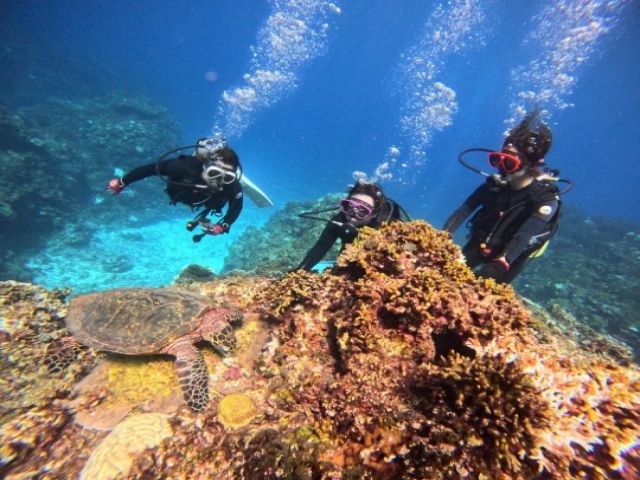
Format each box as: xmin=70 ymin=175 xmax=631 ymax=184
xmin=44 ymin=287 xmax=241 ymax=411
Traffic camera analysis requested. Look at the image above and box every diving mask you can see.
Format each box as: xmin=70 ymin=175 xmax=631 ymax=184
xmin=202 ymin=163 xmax=237 ymax=189
xmin=339 ymin=197 xmax=374 ymax=222
xmin=488 ymin=151 xmax=524 ymax=174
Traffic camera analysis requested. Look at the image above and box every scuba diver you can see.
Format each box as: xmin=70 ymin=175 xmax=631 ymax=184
xmin=107 ymin=136 xmax=269 ymax=242
xmin=295 ymin=180 xmax=409 ymax=272
xmin=443 ymin=108 xmax=572 ymax=284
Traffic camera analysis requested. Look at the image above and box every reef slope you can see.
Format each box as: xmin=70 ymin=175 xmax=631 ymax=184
xmin=1 ymin=221 xmax=638 ymax=479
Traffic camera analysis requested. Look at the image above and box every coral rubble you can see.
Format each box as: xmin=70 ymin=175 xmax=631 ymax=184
xmin=1 ymin=221 xmax=639 ymax=479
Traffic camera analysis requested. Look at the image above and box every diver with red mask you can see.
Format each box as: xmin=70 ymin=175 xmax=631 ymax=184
xmin=295 ymin=180 xmax=409 ymax=272
xmin=443 ymin=108 xmax=572 ymax=284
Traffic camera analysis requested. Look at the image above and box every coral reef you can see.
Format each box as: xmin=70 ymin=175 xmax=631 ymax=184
xmin=0 ymin=96 xmax=181 ymax=282
xmin=1 ymin=221 xmax=639 ymax=479
xmin=0 ymin=281 xmax=95 ymax=424
xmin=0 ymin=31 xmax=183 ymax=283
xmin=515 ymin=206 xmax=640 ymax=359
xmin=225 ymin=197 xmax=640 ymax=360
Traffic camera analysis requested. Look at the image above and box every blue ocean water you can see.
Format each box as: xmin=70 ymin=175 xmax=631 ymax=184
xmin=1 ymin=0 xmax=639 ymax=292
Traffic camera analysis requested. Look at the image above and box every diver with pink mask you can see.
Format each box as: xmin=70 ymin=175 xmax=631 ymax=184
xmin=295 ymin=180 xmax=409 ymax=272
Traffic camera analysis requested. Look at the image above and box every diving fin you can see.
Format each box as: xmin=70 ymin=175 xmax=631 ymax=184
xmin=240 ymin=174 xmax=274 ymax=208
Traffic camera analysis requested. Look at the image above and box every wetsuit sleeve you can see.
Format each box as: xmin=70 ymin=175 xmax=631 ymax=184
xmin=296 ymin=219 xmax=341 ymax=271
xmin=222 ymin=181 xmax=244 ymax=228
xmin=503 ymin=199 xmax=559 ymax=264
xmin=121 ymin=157 xmax=181 ymax=186
xmin=443 ymin=184 xmax=485 ymax=233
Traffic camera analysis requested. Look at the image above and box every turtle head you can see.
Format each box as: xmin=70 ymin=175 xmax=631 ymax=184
xmin=205 ymin=324 xmax=236 ymax=356
xmin=202 ymin=308 xmax=238 ymax=356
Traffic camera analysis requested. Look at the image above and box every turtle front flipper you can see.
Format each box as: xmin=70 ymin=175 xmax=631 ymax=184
xmin=168 ymin=341 xmax=210 ymax=411
xmin=43 ymin=336 xmax=85 ymax=373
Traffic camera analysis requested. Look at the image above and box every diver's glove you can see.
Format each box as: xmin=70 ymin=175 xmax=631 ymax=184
xmin=203 ymin=222 xmax=229 ymax=235
xmin=107 ymin=178 xmax=125 ymax=195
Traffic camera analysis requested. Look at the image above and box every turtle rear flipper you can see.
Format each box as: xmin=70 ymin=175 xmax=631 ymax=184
xmin=169 ymin=341 xmax=209 ymax=411
xmin=44 ymin=336 xmax=85 ymax=373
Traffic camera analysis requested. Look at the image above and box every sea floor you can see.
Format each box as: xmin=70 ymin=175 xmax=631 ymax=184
xmin=25 ymin=208 xmax=270 ymax=295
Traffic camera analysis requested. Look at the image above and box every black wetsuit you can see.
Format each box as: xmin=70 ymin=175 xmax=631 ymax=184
xmin=121 ymin=154 xmax=243 ymax=229
xmin=297 ymin=198 xmax=406 ymax=271
xmin=444 ymin=176 xmax=560 ymax=283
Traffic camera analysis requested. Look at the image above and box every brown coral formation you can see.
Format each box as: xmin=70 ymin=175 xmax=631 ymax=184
xmin=255 ymin=221 xmax=639 ymax=479
xmin=1 ymin=221 xmax=639 ymax=479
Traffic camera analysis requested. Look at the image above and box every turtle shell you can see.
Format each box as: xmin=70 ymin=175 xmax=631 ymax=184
xmin=65 ymin=287 xmax=209 ymax=354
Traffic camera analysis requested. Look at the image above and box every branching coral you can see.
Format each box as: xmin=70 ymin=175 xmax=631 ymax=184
xmin=409 ymin=351 xmax=551 ymax=478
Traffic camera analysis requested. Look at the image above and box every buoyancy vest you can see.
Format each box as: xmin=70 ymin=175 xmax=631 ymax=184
xmin=468 ymin=179 xmax=561 ymax=251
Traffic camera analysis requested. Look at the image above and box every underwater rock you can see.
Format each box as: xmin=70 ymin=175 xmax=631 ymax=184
xmin=1 ymin=222 xmax=639 ymax=479
xmin=0 ymin=36 xmax=114 ymax=108
xmin=173 ymin=263 xmax=217 ymax=285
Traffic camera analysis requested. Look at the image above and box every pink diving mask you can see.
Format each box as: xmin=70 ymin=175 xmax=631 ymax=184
xmin=339 ymin=198 xmax=374 ymax=221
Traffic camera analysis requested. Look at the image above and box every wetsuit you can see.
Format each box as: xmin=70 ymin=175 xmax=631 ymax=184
xmin=121 ymin=154 xmax=243 ymax=229
xmin=297 ymin=198 xmax=406 ymax=271
xmin=444 ymin=177 xmax=560 ymax=284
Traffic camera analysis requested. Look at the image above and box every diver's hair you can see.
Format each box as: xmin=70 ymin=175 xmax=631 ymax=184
xmin=197 ymin=145 xmax=240 ymax=170
xmin=348 ymin=181 xmax=384 ymax=205
xmin=503 ymin=107 xmax=552 ymax=164
xmin=213 ymin=146 xmax=240 ymax=169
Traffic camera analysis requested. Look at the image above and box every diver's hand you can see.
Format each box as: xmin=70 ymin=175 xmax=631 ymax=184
xmin=203 ymin=222 xmax=229 ymax=235
xmin=107 ymin=178 xmax=125 ymax=195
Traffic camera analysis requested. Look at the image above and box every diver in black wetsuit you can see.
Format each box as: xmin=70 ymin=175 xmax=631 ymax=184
xmin=444 ymin=109 xmax=568 ymax=284
xmin=296 ymin=181 xmax=409 ymax=271
xmin=107 ymin=137 xmax=243 ymax=241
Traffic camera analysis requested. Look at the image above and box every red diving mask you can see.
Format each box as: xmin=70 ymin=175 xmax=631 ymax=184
xmin=488 ymin=151 xmax=523 ymax=174
xmin=339 ymin=198 xmax=374 ymax=221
